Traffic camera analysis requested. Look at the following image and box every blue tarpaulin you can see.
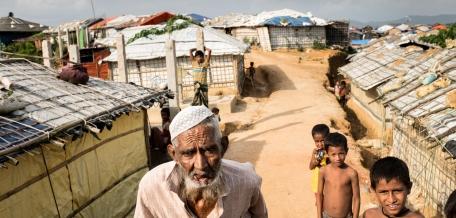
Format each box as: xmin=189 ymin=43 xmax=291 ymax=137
xmin=261 ymin=16 xmax=314 ymax=27
xmin=351 ymin=39 xmax=371 ymax=45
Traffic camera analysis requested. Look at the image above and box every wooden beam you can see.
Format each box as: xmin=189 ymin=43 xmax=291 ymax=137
xmin=68 ymin=44 xmax=80 ymax=64
xmin=116 ymin=34 xmax=128 ymax=83
xmin=165 ymin=39 xmax=180 ymax=117
xmin=42 ymin=39 xmax=52 ymax=68
xmin=57 ymin=28 xmax=63 ymax=59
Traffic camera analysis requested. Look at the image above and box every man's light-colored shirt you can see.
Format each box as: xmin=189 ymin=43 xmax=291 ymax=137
xmin=134 ymin=160 xmax=268 ymax=218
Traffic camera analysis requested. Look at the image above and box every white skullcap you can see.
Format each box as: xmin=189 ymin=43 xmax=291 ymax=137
xmin=170 ymin=106 xmax=214 ymax=141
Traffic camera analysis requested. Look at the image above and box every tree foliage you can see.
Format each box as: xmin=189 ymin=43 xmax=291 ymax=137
xmin=0 ymin=41 xmax=42 ymax=63
xmin=127 ymin=15 xmax=201 ymax=44
xmin=419 ymin=25 xmax=456 ymax=48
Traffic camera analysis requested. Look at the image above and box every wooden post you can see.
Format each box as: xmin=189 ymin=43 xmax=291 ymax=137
xmin=165 ymin=39 xmax=180 ymax=117
xmin=65 ymin=29 xmax=70 ymax=46
xmin=196 ymin=28 xmax=212 ymax=84
xmin=196 ymin=28 xmax=205 ymax=51
xmin=85 ymin=27 xmax=90 ymax=47
xmin=57 ymin=28 xmax=63 ymax=58
xmin=116 ymin=34 xmax=128 ymax=83
xmin=68 ymin=45 xmax=80 ymax=63
xmin=42 ymin=39 xmax=52 ymax=68
xmin=75 ymin=26 xmax=80 ymax=48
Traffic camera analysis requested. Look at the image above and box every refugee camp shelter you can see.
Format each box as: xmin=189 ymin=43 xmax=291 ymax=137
xmin=326 ymin=21 xmax=350 ymax=47
xmin=339 ymin=32 xmax=456 ymax=216
xmin=46 ymin=18 xmax=102 ymax=49
xmin=203 ymin=13 xmax=258 ymax=44
xmin=379 ymin=48 xmax=456 ymax=216
xmin=339 ymin=34 xmax=433 ymax=141
xmin=204 ymin=9 xmax=331 ymax=51
xmin=0 ymin=59 xmax=168 ymax=217
xmin=0 ymin=12 xmax=48 ymax=45
xmin=101 ymin=22 xmax=249 ymax=100
xmin=89 ymin=12 xmax=174 ymax=42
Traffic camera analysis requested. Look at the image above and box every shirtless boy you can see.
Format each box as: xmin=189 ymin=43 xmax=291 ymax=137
xmin=363 ymin=157 xmax=424 ymax=218
xmin=317 ymin=132 xmax=360 ymax=218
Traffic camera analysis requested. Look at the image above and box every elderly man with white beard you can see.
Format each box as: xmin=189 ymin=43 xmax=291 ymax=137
xmin=134 ymin=106 xmax=268 ymax=218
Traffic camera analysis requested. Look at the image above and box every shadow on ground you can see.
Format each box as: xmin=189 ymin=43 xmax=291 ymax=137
xmin=225 ymin=122 xmax=302 ymax=166
xmin=343 ymin=105 xmax=367 ymax=140
xmin=242 ymin=65 xmax=297 ymax=98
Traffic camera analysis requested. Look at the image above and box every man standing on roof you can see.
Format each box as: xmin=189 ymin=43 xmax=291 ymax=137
xmin=134 ymin=106 xmax=268 ymax=218
xmin=189 ymin=47 xmax=211 ymax=108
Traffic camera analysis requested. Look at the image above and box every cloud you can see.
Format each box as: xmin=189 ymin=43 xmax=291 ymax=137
xmin=1 ymin=0 xmax=456 ymax=26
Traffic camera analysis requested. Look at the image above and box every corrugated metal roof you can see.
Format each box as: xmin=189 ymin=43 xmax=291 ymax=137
xmin=381 ymin=47 xmax=456 ymax=142
xmin=0 ymin=59 xmax=169 ymax=156
xmin=0 ymin=15 xmax=48 ymax=32
xmin=103 ymin=24 xmax=249 ymax=62
xmin=341 ymin=33 xmax=456 ymax=153
xmin=340 ymin=36 xmax=425 ymax=90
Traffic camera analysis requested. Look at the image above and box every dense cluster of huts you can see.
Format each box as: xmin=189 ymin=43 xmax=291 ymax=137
xmin=1 ymin=9 xmax=348 ymax=103
xmin=204 ymin=9 xmax=349 ymax=50
xmin=340 ymin=32 xmax=456 ymax=215
xmin=349 ymin=23 xmax=448 ymax=48
xmin=0 ymin=58 xmax=169 ymax=217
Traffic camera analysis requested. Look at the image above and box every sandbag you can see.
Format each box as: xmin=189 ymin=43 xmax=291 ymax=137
xmin=447 ymin=90 xmax=456 ymax=108
xmin=433 ymin=77 xmax=451 ymax=88
xmin=416 ymin=77 xmax=452 ymax=98
xmin=58 ymin=64 xmax=89 ymax=85
xmin=416 ymin=84 xmax=437 ymax=98
xmin=0 ymin=92 xmax=28 ymax=114
xmin=381 ymin=78 xmax=405 ymax=94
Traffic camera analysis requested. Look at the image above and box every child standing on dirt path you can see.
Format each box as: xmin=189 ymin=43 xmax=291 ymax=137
xmin=309 ymin=124 xmax=330 ymax=204
xmin=317 ymin=132 xmax=360 ymax=218
xmin=326 ymin=80 xmax=349 ymax=107
xmin=363 ymin=157 xmax=424 ymax=218
xmin=246 ymin=62 xmax=256 ymax=88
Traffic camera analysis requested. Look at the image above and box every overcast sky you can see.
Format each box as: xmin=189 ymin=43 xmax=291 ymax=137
xmin=1 ymin=0 xmax=456 ymax=26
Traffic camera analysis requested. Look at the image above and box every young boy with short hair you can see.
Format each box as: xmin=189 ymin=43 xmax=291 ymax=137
xmin=317 ymin=132 xmax=360 ymax=218
xmin=363 ymin=157 xmax=424 ymax=218
xmin=309 ymin=124 xmax=330 ymax=201
xmin=189 ymin=47 xmax=211 ymax=107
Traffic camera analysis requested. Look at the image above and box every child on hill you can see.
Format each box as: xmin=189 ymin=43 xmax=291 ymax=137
xmin=317 ymin=132 xmax=360 ymax=218
xmin=363 ymin=157 xmax=424 ymax=218
xmin=309 ymin=124 xmax=330 ymax=203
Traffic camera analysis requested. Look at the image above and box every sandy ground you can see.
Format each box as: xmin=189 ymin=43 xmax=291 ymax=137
xmin=221 ymin=48 xmax=374 ymax=218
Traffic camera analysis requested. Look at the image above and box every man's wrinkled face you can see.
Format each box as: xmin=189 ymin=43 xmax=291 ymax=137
xmin=374 ymin=178 xmax=410 ymax=217
xmin=172 ymin=124 xmax=222 ymax=187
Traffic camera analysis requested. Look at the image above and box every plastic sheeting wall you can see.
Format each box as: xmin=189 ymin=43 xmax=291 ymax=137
xmin=268 ymin=26 xmax=326 ymax=50
xmin=110 ymin=55 xmax=242 ymax=100
xmin=0 ymin=111 xmax=148 ymax=218
xmin=231 ymin=27 xmax=260 ymax=44
xmin=257 ymin=27 xmax=272 ymax=52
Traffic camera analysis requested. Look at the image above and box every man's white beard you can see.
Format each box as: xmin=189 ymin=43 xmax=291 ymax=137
xmin=177 ymin=164 xmax=223 ymax=205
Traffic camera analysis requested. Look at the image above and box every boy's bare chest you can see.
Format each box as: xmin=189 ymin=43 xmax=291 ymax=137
xmin=325 ymin=168 xmax=351 ymax=187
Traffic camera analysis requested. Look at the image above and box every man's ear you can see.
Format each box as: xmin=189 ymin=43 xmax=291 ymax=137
xmin=221 ymin=136 xmax=229 ymax=157
xmin=407 ymin=182 xmax=413 ymax=194
xmin=167 ymin=144 xmax=177 ymax=161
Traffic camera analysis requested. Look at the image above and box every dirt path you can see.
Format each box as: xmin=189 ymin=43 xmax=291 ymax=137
xmin=222 ymin=49 xmax=371 ymax=217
